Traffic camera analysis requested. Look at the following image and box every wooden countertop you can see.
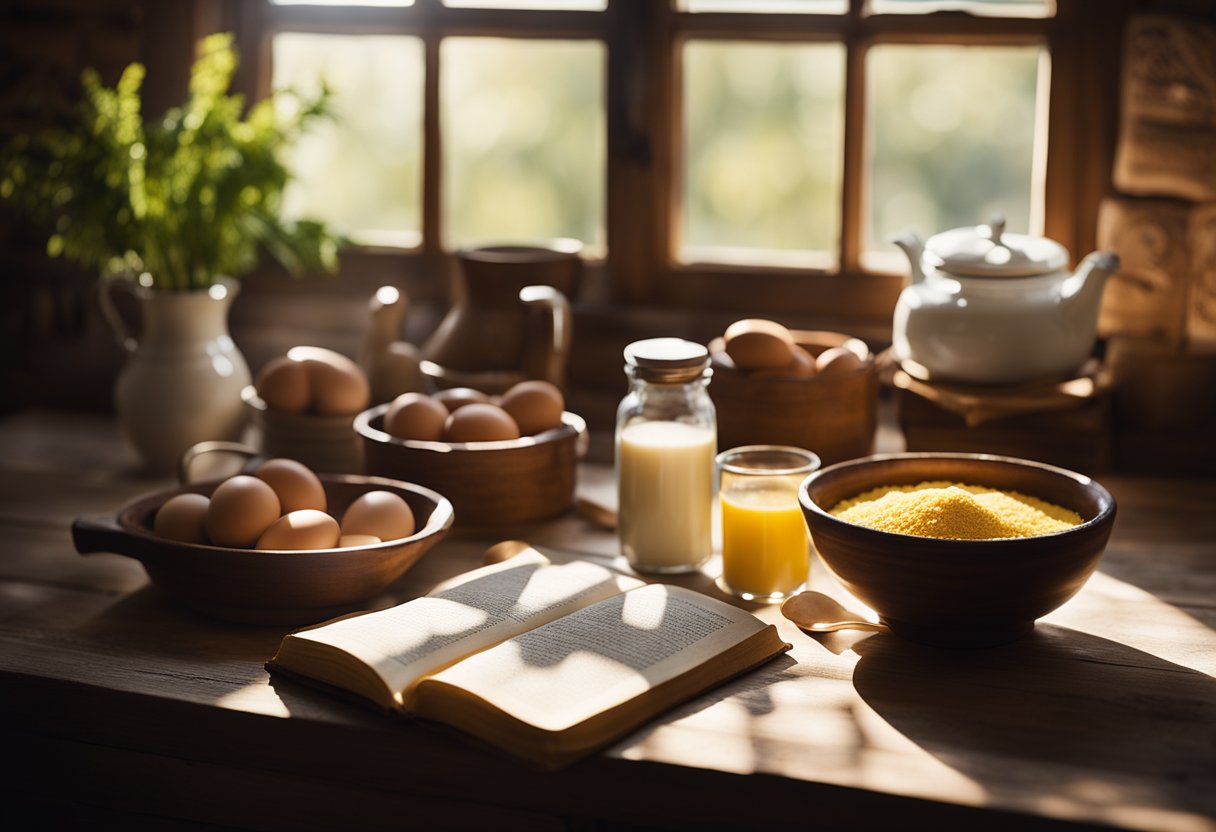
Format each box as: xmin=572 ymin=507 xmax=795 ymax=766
xmin=2 ymin=409 xmax=1214 ymax=831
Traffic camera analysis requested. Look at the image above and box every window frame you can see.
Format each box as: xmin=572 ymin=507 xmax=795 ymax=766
xmin=226 ymin=0 xmax=1122 ymax=326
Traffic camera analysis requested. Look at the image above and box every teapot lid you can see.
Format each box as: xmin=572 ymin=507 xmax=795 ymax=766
xmin=925 ymin=216 xmax=1068 ymax=278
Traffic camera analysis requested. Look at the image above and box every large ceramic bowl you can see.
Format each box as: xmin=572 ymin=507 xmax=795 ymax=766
xmin=72 ymin=475 xmax=453 ymax=626
xmin=799 ymin=453 xmax=1116 ymax=647
xmin=355 ymin=404 xmax=586 ymax=528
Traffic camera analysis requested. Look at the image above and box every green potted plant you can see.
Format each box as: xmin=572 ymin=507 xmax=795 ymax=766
xmin=0 ymin=32 xmax=341 ymax=471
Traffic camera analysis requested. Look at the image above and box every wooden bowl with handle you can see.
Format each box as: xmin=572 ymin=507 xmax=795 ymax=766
xmin=72 ymin=475 xmax=453 ymax=626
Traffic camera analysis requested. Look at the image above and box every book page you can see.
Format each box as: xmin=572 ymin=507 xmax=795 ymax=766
xmin=284 ymin=549 xmax=643 ymax=704
xmin=415 ymin=584 xmax=777 ymax=734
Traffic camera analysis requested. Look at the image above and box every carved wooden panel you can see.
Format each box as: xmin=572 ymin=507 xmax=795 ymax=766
xmin=1096 ymin=197 xmax=1191 ymax=342
xmin=1112 ymin=13 xmax=1216 ymax=202
xmin=1187 ymin=202 xmax=1216 ymax=350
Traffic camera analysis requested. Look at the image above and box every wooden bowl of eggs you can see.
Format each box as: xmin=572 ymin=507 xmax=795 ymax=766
xmin=355 ymin=380 xmax=586 ymax=527
xmin=709 ymin=321 xmax=879 ymax=465
xmin=71 ymin=458 xmax=454 ymax=626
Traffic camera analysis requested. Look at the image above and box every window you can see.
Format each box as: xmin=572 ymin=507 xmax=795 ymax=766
xmin=241 ymin=0 xmax=1113 ymax=324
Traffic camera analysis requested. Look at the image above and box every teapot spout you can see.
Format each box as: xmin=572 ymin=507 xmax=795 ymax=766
xmin=891 ymin=231 xmax=926 ymax=284
xmin=1063 ymin=250 xmax=1120 ymax=325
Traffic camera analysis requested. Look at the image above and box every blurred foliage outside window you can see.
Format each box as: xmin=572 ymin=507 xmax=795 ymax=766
xmin=682 ymin=40 xmax=845 ymax=266
xmin=273 ymin=34 xmax=424 ymax=248
xmin=866 ymin=45 xmax=1043 ymax=263
xmin=268 ymin=0 xmax=1045 ymax=270
xmin=444 ymin=1 xmax=605 ymax=8
xmin=440 ymin=38 xmax=605 ymax=251
xmin=869 ymin=0 xmax=1050 ymax=16
xmin=682 ymin=1 xmax=847 ymax=12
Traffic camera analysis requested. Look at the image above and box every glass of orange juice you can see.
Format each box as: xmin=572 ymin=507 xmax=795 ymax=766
xmin=716 ymin=445 xmax=820 ymax=602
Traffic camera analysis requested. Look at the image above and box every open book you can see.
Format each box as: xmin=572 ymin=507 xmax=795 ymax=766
xmin=267 ymin=545 xmax=790 ymax=768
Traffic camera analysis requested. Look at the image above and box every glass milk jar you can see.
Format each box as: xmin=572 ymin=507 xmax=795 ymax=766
xmin=615 ymin=338 xmax=717 ymax=574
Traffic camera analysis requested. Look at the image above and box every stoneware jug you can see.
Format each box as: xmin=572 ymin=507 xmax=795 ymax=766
xmin=891 ymin=217 xmax=1119 ymax=385
xmin=421 ymin=243 xmax=580 ymax=393
xmin=101 ymin=276 xmax=251 ymax=472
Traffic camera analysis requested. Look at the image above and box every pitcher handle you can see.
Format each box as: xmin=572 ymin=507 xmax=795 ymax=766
xmin=519 ymin=285 xmax=572 ymax=388
xmin=98 ymin=273 xmax=139 ymax=353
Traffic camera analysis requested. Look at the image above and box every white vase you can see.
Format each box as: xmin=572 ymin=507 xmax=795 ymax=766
xmin=102 ymin=277 xmax=251 ymax=473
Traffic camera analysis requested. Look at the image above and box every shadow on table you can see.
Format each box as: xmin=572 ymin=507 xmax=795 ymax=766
xmin=75 ymin=584 xmax=290 ymax=661
xmin=850 ymin=623 xmax=1216 ymax=824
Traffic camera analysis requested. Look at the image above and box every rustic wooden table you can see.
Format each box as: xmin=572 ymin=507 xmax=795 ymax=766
xmin=2 ymin=409 xmax=1214 ymax=831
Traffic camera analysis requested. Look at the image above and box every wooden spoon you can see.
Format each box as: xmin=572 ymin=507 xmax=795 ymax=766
xmin=781 ymin=591 xmax=891 ymax=634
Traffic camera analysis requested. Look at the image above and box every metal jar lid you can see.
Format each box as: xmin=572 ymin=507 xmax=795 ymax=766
xmin=624 ymin=338 xmax=710 ymax=383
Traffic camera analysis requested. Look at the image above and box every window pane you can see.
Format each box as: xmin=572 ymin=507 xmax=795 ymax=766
xmin=273 ymin=34 xmax=424 ymax=247
xmin=272 ymin=1 xmax=413 ymax=6
xmin=441 ymin=38 xmax=605 ymax=251
xmin=682 ymin=41 xmax=845 ymax=266
xmin=865 ymin=45 xmax=1045 ymax=262
xmin=868 ymin=0 xmax=1052 ymax=18
xmin=683 ymin=0 xmax=846 ymax=13
xmin=444 ymin=1 xmax=605 ymax=9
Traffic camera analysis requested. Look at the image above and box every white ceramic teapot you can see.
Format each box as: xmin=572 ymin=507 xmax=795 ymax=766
xmin=891 ymin=216 xmax=1119 ymax=385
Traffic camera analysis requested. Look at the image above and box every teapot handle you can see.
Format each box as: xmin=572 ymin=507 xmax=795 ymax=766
xmin=519 ymin=285 xmax=572 ymax=388
xmin=98 ymin=273 xmax=139 ymax=353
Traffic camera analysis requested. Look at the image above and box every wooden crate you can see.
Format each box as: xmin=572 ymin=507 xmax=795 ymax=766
xmin=896 ymin=385 xmax=1113 ymax=476
xmin=1108 ymin=336 xmax=1216 ymax=474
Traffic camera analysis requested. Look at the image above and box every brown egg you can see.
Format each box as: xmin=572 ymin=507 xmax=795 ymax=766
xmin=205 ymin=475 xmax=282 ymax=548
xmin=341 ymin=491 xmax=416 ymax=542
xmin=287 ymin=346 xmax=371 ymax=416
xmin=723 ymin=319 xmax=796 ymax=370
xmin=153 ymin=493 xmax=211 ymax=544
xmin=254 ymin=356 xmax=311 ymax=413
xmin=500 ymin=380 xmax=565 ymax=436
xmin=338 ymin=533 xmax=382 ymax=548
xmin=815 ymin=345 xmax=867 ymax=379
xmin=753 ymin=345 xmax=818 ymax=379
xmin=432 ymin=387 xmax=491 ymax=413
xmin=254 ymin=458 xmax=327 ymax=514
xmin=256 ymin=509 xmax=341 ymax=551
xmin=443 ymin=402 xmax=521 ymax=443
xmin=384 ymin=392 xmax=449 ymax=441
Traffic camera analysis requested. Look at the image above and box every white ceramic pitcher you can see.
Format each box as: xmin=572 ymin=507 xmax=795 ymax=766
xmin=101 ymin=276 xmax=251 ymax=472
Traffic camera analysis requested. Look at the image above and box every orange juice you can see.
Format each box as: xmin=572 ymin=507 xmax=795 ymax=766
xmin=720 ymin=486 xmax=809 ymax=600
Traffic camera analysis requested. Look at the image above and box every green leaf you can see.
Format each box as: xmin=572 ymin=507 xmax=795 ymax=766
xmin=0 ymin=32 xmax=341 ymax=290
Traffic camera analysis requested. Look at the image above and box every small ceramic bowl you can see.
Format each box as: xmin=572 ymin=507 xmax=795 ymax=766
xmin=799 ymin=452 xmax=1116 ymax=647
xmin=72 ymin=475 xmax=453 ymax=626
xmin=355 ymin=405 xmax=586 ymax=527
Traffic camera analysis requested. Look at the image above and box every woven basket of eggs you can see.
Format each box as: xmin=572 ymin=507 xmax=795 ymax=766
xmin=709 ymin=321 xmax=879 ymax=465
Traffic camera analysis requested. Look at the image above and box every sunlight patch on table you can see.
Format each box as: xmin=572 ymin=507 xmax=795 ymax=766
xmin=216 ymin=680 xmax=292 ymax=717
xmin=1035 ymin=778 xmax=1216 ymax=832
xmin=1046 ymin=571 xmax=1216 ymax=676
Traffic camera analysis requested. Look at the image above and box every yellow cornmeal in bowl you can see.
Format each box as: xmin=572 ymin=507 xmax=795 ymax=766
xmin=829 ymin=481 xmax=1083 ymax=540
